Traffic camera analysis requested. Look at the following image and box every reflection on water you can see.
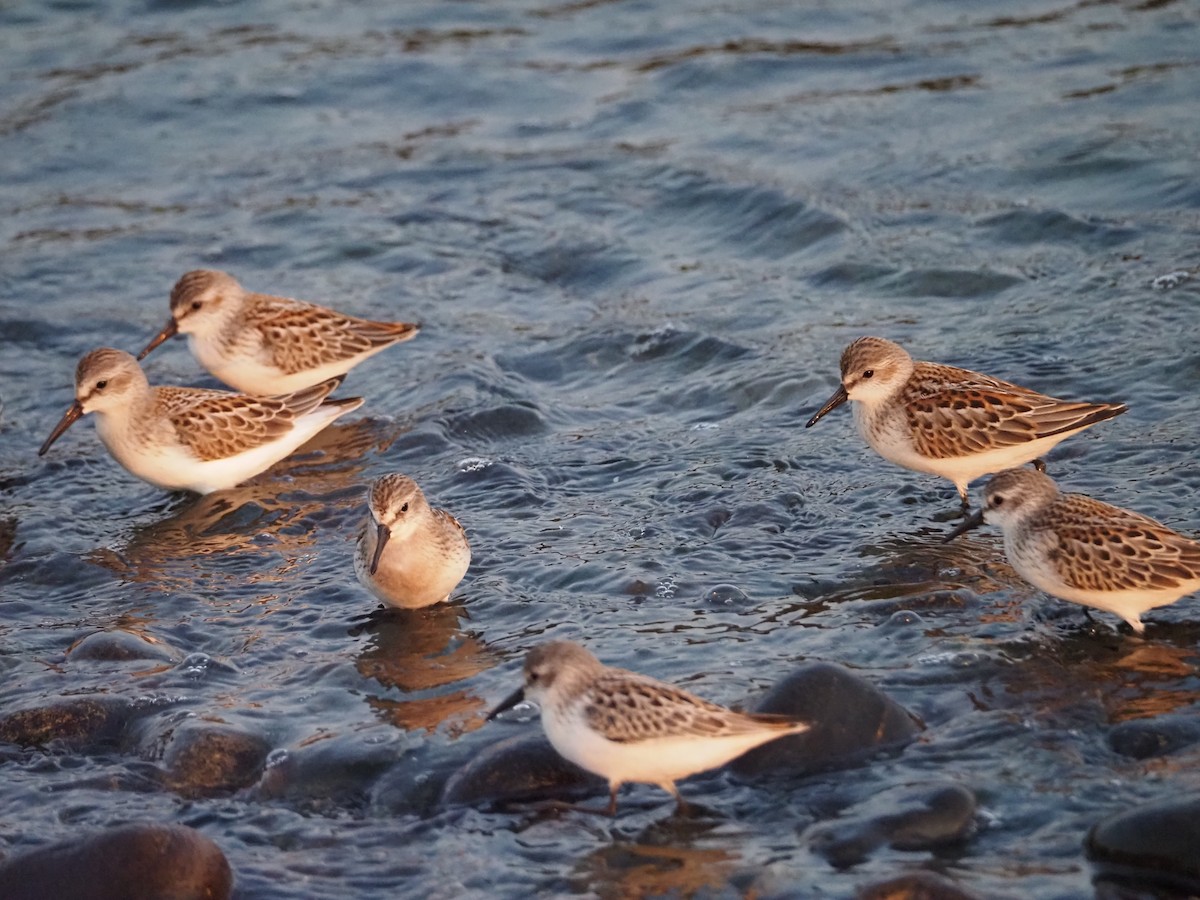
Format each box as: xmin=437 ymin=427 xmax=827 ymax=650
xmin=573 ymin=815 xmax=740 ymax=899
xmin=85 ymin=417 xmax=392 ymax=587
xmin=354 ymin=604 xmax=496 ymax=735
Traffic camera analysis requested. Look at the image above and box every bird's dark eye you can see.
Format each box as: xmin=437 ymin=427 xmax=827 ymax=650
xmin=992 ymin=496 xmax=1005 ymax=507
xmin=400 ymin=502 xmax=409 ymax=513
xmin=191 ymin=300 xmax=202 ymax=311
xmin=95 ymin=379 xmax=107 ymax=390
xmin=863 ymin=369 xmax=874 ymax=379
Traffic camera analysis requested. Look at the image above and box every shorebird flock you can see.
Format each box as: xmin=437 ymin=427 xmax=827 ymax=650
xmin=36 ymin=270 xmax=1200 ymax=813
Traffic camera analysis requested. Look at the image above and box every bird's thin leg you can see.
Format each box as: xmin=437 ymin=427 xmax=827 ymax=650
xmin=957 ymin=485 xmax=971 ymax=515
xmin=606 ymin=784 xmax=619 ymax=817
xmin=663 ymin=782 xmax=689 ymax=815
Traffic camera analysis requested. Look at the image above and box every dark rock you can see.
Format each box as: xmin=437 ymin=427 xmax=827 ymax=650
xmin=1086 ymin=793 xmax=1200 ymax=890
xmin=155 ymin=719 xmax=271 ymax=798
xmin=440 ymin=731 xmax=604 ymax=808
xmin=808 ymin=783 xmax=977 ymax=867
xmin=252 ymin=734 xmax=398 ymax=808
xmin=730 ymin=662 xmax=922 ymax=776
xmin=0 ymin=822 xmax=232 ymax=900
xmin=69 ymin=630 xmax=182 ymax=664
xmin=0 ymin=696 xmax=136 ymax=750
xmin=1107 ymin=715 xmax=1200 ymax=760
xmin=856 ymin=870 xmax=986 ymax=900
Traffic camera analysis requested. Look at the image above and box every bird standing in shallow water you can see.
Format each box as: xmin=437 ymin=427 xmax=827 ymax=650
xmin=138 ymin=269 xmax=419 ymax=395
xmin=945 ymin=466 xmax=1200 ymax=634
xmin=39 ymin=348 xmax=362 ymax=495
xmin=354 ymin=474 xmax=471 ymax=609
xmin=487 ymin=640 xmax=809 ymax=815
xmin=806 ymin=336 xmax=1126 ymax=508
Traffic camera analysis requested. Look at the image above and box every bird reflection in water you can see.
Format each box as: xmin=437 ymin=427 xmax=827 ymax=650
xmin=86 ymin=417 xmax=389 ymax=589
xmin=574 ymin=816 xmax=739 ymax=898
xmin=352 ymin=604 xmax=496 ymax=736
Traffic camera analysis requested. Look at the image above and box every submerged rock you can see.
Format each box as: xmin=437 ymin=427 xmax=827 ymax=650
xmin=1107 ymin=715 xmax=1200 ymax=760
xmin=440 ymin=732 xmax=603 ymax=808
xmin=252 ymin=733 xmax=399 ymax=809
xmin=730 ymin=662 xmax=922 ymax=776
xmin=0 ymin=696 xmax=138 ymax=750
xmin=1086 ymin=793 xmax=1200 ymax=890
xmin=68 ymin=630 xmax=183 ymax=664
xmin=808 ymin=783 xmax=977 ymax=868
xmin=856 ymin=870 xmax=986 ymax=900
xmin=164 ymin=722 xmax=271 ymax=798
xmin=0 ymin=823 xmax=232 ymax=900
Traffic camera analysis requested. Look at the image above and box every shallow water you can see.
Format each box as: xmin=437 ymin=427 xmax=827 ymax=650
xmin=2 ymin=0 xmax=1200 ymax=896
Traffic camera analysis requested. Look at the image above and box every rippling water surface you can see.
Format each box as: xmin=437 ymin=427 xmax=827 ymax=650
xmin=2 ymin=0 xmax=1200 ymax=897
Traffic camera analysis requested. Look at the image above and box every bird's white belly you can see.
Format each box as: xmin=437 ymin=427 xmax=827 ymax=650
xmin=96 ymin=406 xmax=347 ymax=494
xmin=543 ymin=710 xmax=783 ymax=788
xmin=191 ymin=335 xmax=379 ymax=395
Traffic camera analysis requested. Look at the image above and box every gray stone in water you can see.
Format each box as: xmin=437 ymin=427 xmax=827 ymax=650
xmin=68 ymin=629 xmax=183 ymax=663
xmin=440 ymin=731 xmax=604 ymax=808
xmin=155 ymin=720 xmax=271 ymax=798
xmin=1086 ymin=792 xmax=1200 ymax=890
xmin=855 ymin=870 xmax=986 ymax=900
xmin=0 ymin=823 xmax=232 ymax=900
xmin=1107 ymin=715 xmax=1200 ymax=760
xmin=0 ymin=696 xmax=138 ymax=750
xmin=808 ymin=782 xmax=978 ymax=868
xmin=730 ymin=662 xmax=922 ymax=777
xmin=253 ymin=733 xmax=399 ymax=808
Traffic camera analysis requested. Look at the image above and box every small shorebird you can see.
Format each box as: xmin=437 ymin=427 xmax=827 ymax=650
xmin=137 ymin=269 xmax=420 ymax=395
xmin=945 ymin=467 xmax=1200 ymax=633
xmin=487 ymin=640 xmax=809 ymax=814
xmin=354 ymin=473 xmax=471 ymax=609
xmin=38 ymin=348 xmax=362 ymax=495
xmin=806 ymin=337 xmax=1126 ymax=507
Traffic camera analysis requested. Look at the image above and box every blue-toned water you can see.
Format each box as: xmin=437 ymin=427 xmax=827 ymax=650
xmin=2 ymin=0 xmax=1200 ymax=896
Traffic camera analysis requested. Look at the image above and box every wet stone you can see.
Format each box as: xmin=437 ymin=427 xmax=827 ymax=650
xmin=440 ymin=731 xmax=604 ymax=808
xmin=729 ymin=662 xmax=922 ymax=777
xmin=808 ymin=783 xmax=978 ymax=868
xmin=252 ymin=733 xmax=399 ymax=810
xmin=1107 ymin=714 xmax=1200 ymax=760
xmin=0 ymin=696 xmax=140 ymax=750
xmin=1086 ymin=792 xmax=1200 ymax=890
xmin=0 ymin=822 xmax=232 ymax=900
xmin=68 ymin=629 xmax=183 ymax=663
xmin=154 ymin=719 xmax=271 ymax=798
xmin=856 ymin=870 xmax=986 ymax=900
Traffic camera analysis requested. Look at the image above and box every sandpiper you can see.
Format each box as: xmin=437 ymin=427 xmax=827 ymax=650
xmin=806 ymin=336 xmax=1126 ymax=507
xmin=137 ymin=269 xmax=419 ymax=395
xmin=39 ymin=348 xmax=362 ymax=495
xmin=946 ymin=466 xmax=1200 ymax=633
xmin=354 ymin=473 xmax=471 ymax=609
xmin=488 ymin=640 xmax=808 ymax=814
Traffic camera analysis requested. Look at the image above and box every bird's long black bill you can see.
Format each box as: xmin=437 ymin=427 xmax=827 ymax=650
xmin=805 ymin=384 xmax=848 ymax=428
xmin=486 ymin=686 xmax=526 ymax=721
xmin=943 ymin=508 xmax=986 ymax=543
xmin=38 ymin=400 xmax=84 ymax=456
xmin=137 ymin=318 xmax=179 ymax=361
xmin=368 ymin=522 xmax=390 ymax=575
